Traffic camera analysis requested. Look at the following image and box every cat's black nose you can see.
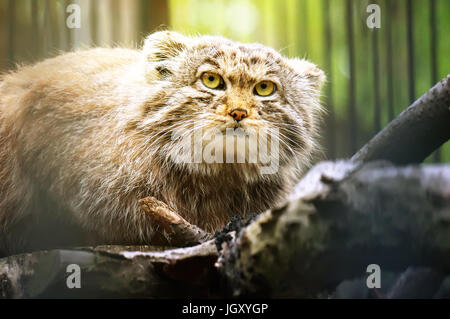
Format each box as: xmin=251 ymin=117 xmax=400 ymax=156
xmin=229 ymin=108 xmax=248 ymax=122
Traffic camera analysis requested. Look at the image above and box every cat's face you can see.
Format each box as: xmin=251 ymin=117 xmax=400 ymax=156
xmin=141 ymin=31 xmax=325 ymax=177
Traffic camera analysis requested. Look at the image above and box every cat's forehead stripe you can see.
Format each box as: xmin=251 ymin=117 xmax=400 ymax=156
xmin=227 ymin=74 xmax=259 ymax=87
xmin=195 ymin=45 xmax=282 ymax=85
xmin=198 ymin=42 xmax=281 ymax=66
xmin=202 ymin=57 xmax=220 ymax=69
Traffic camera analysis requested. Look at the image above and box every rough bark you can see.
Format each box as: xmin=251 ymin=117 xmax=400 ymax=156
xmin=0 ymin=241 xmax=219 ymax=298
xmin=217 ymin=161 xmax=450 ymax=297
xmin=1 ymin=162 xmax=450 ymax=298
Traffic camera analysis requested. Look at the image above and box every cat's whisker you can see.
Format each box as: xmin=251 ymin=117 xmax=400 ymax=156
xmin=264 ymin=127 xmax=298 ymax=159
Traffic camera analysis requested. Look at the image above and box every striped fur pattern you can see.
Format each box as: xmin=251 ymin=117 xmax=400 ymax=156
xmin=0 ymin=31 xmax=325 ymax=254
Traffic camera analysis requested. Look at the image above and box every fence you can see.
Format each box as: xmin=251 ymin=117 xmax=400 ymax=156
xmin=0 ymin=0 xmax=448 ymax=162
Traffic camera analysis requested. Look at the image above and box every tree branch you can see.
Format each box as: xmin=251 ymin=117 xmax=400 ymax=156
xmin=352 ymin=75 xmax=450 ymax=165
xmin=0 ymin=241 xmax=219 ymax=298
xmin=217 ymin=162 xmax=450 ymax=297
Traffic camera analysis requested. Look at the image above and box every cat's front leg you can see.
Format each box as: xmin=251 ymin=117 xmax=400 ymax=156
xmin=137 ymin=196 xmax=212 ymax=247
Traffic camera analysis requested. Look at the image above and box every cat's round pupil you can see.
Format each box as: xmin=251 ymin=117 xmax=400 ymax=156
xmin=261 ymin=83 xmax=267 ymax=89
xmin=208 ymin=76 xmax=214 ymax=82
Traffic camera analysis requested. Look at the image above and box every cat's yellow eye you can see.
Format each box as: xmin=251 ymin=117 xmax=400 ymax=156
xmin=254 ymin=81 xmax=276 ymax=96
xmin=201 ymin=72 xmax=223 ymax=89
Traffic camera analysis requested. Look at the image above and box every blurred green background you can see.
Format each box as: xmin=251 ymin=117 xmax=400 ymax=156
xmin=0 ymin=0 xmax=448 ymax=161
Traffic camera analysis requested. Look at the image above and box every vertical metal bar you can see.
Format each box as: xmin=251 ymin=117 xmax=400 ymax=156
xmin=31 ymin=0 xmax=39 ymax=61
xmin=323 ymin=0 xmax=335 ymax=159
xmin=346 ymin=0 xmax=357 ymax=154
xmin=406 ymin=0 xmax=415 ymax=104
xmin=43 ymin=0 xmax=50 ymax=54
xmin=301 ymin=0 xmax=309 ymax=55
xmin=372 ymin=27 xmax=381 ymax=133
xmin=7 ymin=0 xmax=15 ymax=69
xmin=145 ymin=0 xmax=170 ymax=35
xmin=64 ymin=0 xmax=73 ymax=51
xmin=430 ymin=0 xmax=438 ymax=84
xmin=42 ymin=0 xmax=60 ymax=53
xmin=90 ymin=0 xmax=98 ymax=46
xmin=141 ymin=0 xmax=149 ymax=35
xmin=111 ymin=0 xmax=120 ymax=45
xmin=49 ymin=0 xmax=60 ymax=50
xmin=430 ymin=0 xmax=441 ymax=162
xmin=385 ymin=0 xmax=394 ymax=121
xmin=277 ymin=0 xmax=288 ymax=50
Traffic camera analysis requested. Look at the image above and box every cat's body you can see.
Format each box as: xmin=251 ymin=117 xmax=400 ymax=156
xmin=0 ymin=32 xmax=325 ymax=255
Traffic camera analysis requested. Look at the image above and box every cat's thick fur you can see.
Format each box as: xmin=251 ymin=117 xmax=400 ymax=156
xmin=0 ymin=31 xmax=325 ymax=255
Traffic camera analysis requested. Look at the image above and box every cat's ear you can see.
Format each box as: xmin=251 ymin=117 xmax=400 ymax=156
xmin=287 ymin=58 xmax=326 ymax=90
xmin=143 ymin=31 xmax=188 ymax=79
xmin=143 ymin=31 xmax=187 ymax=62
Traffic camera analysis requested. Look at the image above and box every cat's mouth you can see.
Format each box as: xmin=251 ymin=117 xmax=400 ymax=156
xmin=228 ymin=122 xmax=242 ymax=130
xmin=217 ymin=121 xmax=241 ymax=134
xmin=223 ymin=118 xmax=251 ymax=130
xmin=212 ymin=117 xmax=264 ymax=135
